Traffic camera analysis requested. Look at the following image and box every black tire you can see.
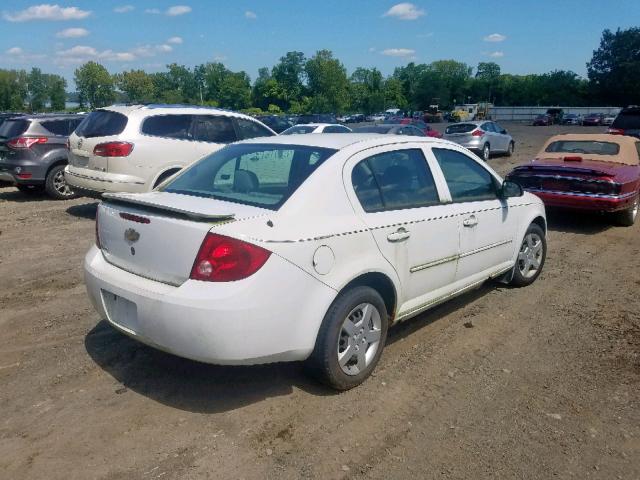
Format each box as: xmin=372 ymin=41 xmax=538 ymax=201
xmin=16 ymin=184 xmax=44 ymax=194
xmin=506 ymin=141 xmax=515 ymax=157
xmin=510 ymin=223 xmax=546 ymax=288
xmin=482 ymin=143 xmax=491 ymax=161
xmin=306 ymin=286 xmax=389 ymax=390
xmin=45 ymin=164 xmax=77 ymax=200
xmin=614 ymin=194 xmax=638 ymax=227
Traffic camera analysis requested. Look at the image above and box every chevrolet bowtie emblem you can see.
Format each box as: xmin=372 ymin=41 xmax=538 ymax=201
xmin=124 ymin=228 xmax=140 ymax=243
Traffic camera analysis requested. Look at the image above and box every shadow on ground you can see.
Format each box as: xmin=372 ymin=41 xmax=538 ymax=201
xmin=546 ymin=208 xmax=614 ymax=235
xmin=0 ymin=188 xmax=48 ymax=202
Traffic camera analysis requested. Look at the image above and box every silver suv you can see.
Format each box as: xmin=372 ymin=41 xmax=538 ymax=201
xmin=443 ymin=121 xmax=514 ymax=161
xmin=65 ymin=105 xmax=276 ymax=197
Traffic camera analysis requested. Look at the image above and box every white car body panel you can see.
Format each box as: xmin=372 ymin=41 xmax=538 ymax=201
xmin=84 ymin=134 xmax=546 ymax=365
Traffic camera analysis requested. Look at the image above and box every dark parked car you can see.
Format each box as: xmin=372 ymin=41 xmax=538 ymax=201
xmin=0 ymin=114 xmax=85 ymax=199
xmin=608 ymin=106 xmax=640 ymax=138
xmin=582 ymin=113 xmax=605 ymax=126
xmin=255 ymin=115 xmax=293 ymax=133
xmin=351 ymin=124 xmax=425 ymax=136
xmin=546 ymin=108 xmax=564 ymax=124
xmin=296 ymin=113 xmax=337 ymax=124
xmin=533 ymin=114 xmax=553 ymax=126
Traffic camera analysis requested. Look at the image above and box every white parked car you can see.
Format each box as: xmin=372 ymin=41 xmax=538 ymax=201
xmin=65 ymin=105 xmax=276 ymax=196
xmin=84 ymin=134 xmax=547 ymax=390
xmin=280 ymin=123 xmax=352 ymax=135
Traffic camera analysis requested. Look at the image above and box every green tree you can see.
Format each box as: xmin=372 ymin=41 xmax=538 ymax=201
xmin=74 ymin=62 xmax=116 ymax=108
xmin=272 ymin=51 xmax=306 ymax=107
xmin=28 ymin=68 xmax=47 ymax=111
xmin=349 ymin=67 xmax=384 ymax=113
xmin=305 ymin=50 xmax=349 ymax=113
xmin=46 ymin=75 xmax=67 ymax=111
xmin=587 ymin=27 xmax=640 ymax=105
xmin=117 ymin=69 xmax=155 ymax=103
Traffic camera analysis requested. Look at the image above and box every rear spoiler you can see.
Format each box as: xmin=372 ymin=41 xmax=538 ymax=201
xmin=102 ymin=192 xmax=236 ymax=222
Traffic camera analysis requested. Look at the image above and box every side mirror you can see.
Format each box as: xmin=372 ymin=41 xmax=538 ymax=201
xmin=501 ymin=180 xmax=523 ymax=198
xmin=500 ymin=129 xmax=507 ymax=134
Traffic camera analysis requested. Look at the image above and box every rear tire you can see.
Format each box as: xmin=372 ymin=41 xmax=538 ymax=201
xmin=506 ymin=142 xmax=514 ymax=157
xmin=615 ymin=195 xmax=638 ymax=227
xmin=510 ymin=223 xmax=546 ymax=287
xmin=45 ymin=164 xmax=77 ymax=200
xmin=482 ymin=143 xmax=491 ymax=161
xmin=306 ymin=286 xmax=388 ymax=391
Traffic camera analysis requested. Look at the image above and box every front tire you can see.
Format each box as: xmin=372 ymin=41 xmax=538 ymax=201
xmin=306 ymin=286 xmax=388 ymax=390
xmin=481 ymin=143 xmax=491 ymax=161
xmin=510 ymin=223 xmax=546 ymax=287
xmin=506 ymin=142 xmax=514 ymax=157
xmin=615 ymin=195 xmax=638 ymax=227
xmin=45 ymin=164 xmax=77 ymax=200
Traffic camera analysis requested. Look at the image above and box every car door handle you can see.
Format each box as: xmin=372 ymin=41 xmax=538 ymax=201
xmin=463 ymin=215 xmax=478 ymax=227
xmin=387 ymin=227 xmax=411 ymax=242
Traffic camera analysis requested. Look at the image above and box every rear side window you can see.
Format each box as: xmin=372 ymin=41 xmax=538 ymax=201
xmin=352 ymin=149 xmax=440 ymax=212
xmin=236 ymin=118 xmax=274 ymax=139
xmin=142 ymin=115 xmax=193 ymax=140
xmin=323 ymin=126 xmax=350 ymax=133
xmin=0 ymin=119 xmax=30 ymax=138
xmin=612 ymin=110 xmax=640 ymax=130
xmin=432 ymin=148 xmax=498 ymax=202
xmin=163 ymin=144 xmax=336 ymax=209
xmin=41 ymin=120 xmax=70 ymax=136
xmin=76 ymin=110 xmax=127 ymax=138
xmin=193 ymin=115 xmax=237 ymax=143
xmin=445 ymin=123 xmax=475 ymax=134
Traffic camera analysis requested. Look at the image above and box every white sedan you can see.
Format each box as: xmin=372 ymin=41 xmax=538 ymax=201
xmin=84 ymin=134 xmax=547 ymax=390
xmin=280 ymin=123 xmax=352 ymax=135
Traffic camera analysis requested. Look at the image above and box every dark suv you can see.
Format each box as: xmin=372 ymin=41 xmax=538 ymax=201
xmin=0 ymin=114 xmax=85 ymax=199
xmin=609 ymin=106 xmax=640 ymax=138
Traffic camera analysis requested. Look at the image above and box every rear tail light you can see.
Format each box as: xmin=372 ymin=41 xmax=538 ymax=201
xmin=608 ymin=128 xmax=625 ymax=135
xmin=190 ymin=233 xmax=271 ymax=282
xmin=95 ymin=208 xmax=101 ymax=249
xmin=471 ymin=129 xmax=484 ymax=137
xmin=563 ymin=156 xmax=583 ymax=162
xmin=7 ymin=137 xmax=48 ymax=149
xmin=16 ymin=172 xmax=33 ymax=179
xmin=93 ymin=142 xmax=134 ymax=157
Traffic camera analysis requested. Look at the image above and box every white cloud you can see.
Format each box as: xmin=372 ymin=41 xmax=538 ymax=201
xmin=383 ymin=3 xmax=425 ymax=20
xmin=3 ymin=4 xmax=91 ymax=22
xmin=55 ymin=42 xmax=174 ymax=64
xmin=381 ymin=48 xmax=416 ymax=57
xmin=369 ymin=47 xmax=377 ymax=52
xmin=56 ymin=27 xmax=89 ymax=38
xmin=483 ymin=33 xmax=507 ymax=42
xmin=166 ymin=5 xmax=191 ymax=16
xmin=213 ymin=54 xmax=227 ymax=62
xmin=6 ymin=47 xmax=24 ymax=55
xmin=114 ymin=5 xmax=134 ymax=13
xmin=3 ymin=46 xmax=46 ymax=62
xmin=489 ymin=51 xmax=504 ymax=58
xmin=245 ymin=10 xmax=257 ymax=19
xmin=145 ymin=8 xmax=161 ymax=14
xmin=167 ymin=36 xmax=183 ymax=44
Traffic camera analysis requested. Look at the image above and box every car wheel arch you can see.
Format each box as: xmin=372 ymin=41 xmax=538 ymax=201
xmin=531 ymin=215 xmax=547 ymax=234
xmin=336 ymin=272 xmax=398 ymax=322
xmin=45 ymin=158 xmax=69 ymax=177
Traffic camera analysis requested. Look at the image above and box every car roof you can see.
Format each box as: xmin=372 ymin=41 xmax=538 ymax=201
xmin=538 ymin=134 xmax=640 ymax=166
xmin=291 ymin=123 xmax=338 ymax=127
xmin=99 ymin=104 xmax=254 ymax=120
xmin=239 ymin=132 xmax=447 ymax=150
xmin=6 ymin=113 xmax=85 ymax=121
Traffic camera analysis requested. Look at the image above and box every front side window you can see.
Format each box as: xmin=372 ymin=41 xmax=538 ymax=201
xmin=163 ymin=144 xmax=336 ymax=210
xmin=432 ymin=148 xmax=498 ymax=202
xmin=193 ymin=115 xmax=237 ymax=143
xmin=142 ymin=115 xmax=194 ymax=140
xmin=351 ymin=149 xmax=440 ymax=212
xmin=236 ymin=118 xmax=274 ymax=139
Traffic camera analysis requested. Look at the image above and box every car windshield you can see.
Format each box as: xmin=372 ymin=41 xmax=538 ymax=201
xmin=281 ymin=125 xmax=316 ymax=135
xmin=445 ymin=123 xmax=476 ymax=134
xmin=0 ymin=119 xmax=30 ymax=138
xmin=545 ymin=141 xmax=620 ymax=155
xmin=162 ymin=143 xmax=337 ymax=210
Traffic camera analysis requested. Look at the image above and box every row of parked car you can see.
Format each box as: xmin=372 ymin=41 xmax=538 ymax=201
xmin=533 ymin=111 xmax=618 ymax=126
xmin=1 ymin=103 xmax=638 ymax=391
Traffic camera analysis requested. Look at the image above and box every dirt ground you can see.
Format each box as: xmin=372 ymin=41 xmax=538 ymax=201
xmin=0 ymin=123 xmax=638 ymax=480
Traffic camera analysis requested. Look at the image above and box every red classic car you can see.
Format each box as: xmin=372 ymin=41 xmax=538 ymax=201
xmin=398 ymin=118 xmax=443 ymax=138
xmin=506 ymin=134 xmax=640 ymax=226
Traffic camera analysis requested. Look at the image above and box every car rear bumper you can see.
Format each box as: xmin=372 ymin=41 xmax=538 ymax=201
xmin=527 ymin=189 xmax=637 ymax=212
xmin=0 ymin=160 xmax=47 ymax=184
xmin=84 ymin=245 xmax=337 ymax=365
xmin=65 ymin=166 xmax=146 ymax=194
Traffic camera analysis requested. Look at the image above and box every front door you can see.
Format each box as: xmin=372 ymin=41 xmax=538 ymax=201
xmin=345 ymin=145 xmax=460 ymax=314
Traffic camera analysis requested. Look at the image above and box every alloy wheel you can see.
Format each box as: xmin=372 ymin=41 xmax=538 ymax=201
xmin=53 ymin=170 xmax=74 ymax=197
xmin=517 ymin=232 xmax=544 ymax=279
xmin=337 ymin=303 xmax=382 ymax=376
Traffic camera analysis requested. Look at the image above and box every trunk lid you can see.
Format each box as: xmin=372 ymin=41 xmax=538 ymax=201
xmin=98 ymin=191 xmax=270 ymax=285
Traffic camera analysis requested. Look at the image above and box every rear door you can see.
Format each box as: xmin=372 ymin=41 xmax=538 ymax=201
xmin=345 ymin=144 xmax=460 ymax=311
xmin=70 ymin=110 xmax=128 ymax=173
xmin=430 ymin=146 xmax=517 ymax=283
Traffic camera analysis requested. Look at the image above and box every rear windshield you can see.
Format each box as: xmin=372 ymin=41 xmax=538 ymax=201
xmin=75 ymin=110 xmax=128 ymax=138
xmin=545 ymin=141 xmax=620 ymax=156
xmin=445 ymin=123 xmax=476 ymax=134
xmin=281 ymin=126 xmax=315 ymax=135
xmin=163 ymin=143 xmax=337 ymax=210
xmin=0 ymin=119 xmax=30 ymax=138
xmin=612 ymin=111 xmax=640 ymax=130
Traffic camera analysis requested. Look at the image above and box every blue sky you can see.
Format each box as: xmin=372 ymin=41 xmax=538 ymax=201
xmin=1 ymin=1 xmax=639 ymax=87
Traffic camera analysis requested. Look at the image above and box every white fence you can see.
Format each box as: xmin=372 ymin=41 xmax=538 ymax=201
xmin=489 ymin=106 xmax=621 ymax=122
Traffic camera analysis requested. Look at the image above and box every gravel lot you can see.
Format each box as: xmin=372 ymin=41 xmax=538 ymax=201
xmin=0 ymin=123 xmax=638 ymax=480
